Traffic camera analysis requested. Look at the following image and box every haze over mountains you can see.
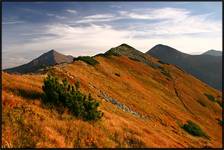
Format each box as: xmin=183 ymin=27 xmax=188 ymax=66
xmin=4 ymin=44 xmax=222 ymax=91
xmin=147 ymin=44 xmax=222 ymax=90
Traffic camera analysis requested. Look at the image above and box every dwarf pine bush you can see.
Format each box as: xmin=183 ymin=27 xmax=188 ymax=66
xmin=181 ymin=120 xmax=208 ymax=138
xmin=42 ymin=75 xmax=103 ymax=120
xmin=73 ymin=56 xmax=99 ymax=66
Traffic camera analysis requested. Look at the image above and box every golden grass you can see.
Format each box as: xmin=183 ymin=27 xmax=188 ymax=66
xmin=2 ymin=55 xmax=222 ymax=148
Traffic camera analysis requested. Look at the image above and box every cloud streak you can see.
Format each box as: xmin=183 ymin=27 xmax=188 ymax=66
xmin=66 ymin=9 xmax=77 ymax=14
xmin=2 ymin=5 xmax=222 ymax=69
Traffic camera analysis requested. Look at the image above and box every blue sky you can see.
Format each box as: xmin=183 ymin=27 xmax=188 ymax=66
xmin=2 ymin=2 xmax=222 ymax=69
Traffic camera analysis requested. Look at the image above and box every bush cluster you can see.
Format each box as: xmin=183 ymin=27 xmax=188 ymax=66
xmin=160 ymin=67 xmax=172 ymax=79
xmin=42 ymin=75 xmax=103 ymax=121
xmin=128 ymin=57 xmax=141 ymax=62
xmin=73 ymin=56 xmax=99 ymax=66
xmin=181 ymin=120 xmax=208 ymax=138
xmin=115 ymin=73 xmax=120 ymax=77
xmin=204 ymin=93 xmax=216 ymax=102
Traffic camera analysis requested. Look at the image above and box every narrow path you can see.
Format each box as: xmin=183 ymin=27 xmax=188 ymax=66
xmin=172 ymin=77 xmax=195 ymax=115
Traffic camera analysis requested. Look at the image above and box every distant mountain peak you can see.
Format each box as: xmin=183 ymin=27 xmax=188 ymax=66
xmin=104 ymin=43 xmax=138 ymax=57
xmin=146 ymin=44 xmax=222 ymax=90
xmin=202 ymin=50 xmax=222 ymax=56
xmin=147 ymin=44 xmax=184 ymax=57
xmin=118 ymin=43 xmax=135 ymax=49
xmin=4 ymin=49 xmax=73 ymax=74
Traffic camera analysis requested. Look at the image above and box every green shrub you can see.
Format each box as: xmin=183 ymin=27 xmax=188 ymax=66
xmin=181 ymin=120 xmax=208 ymax=138
xmin=104 ymin=49 xmax=121 ymax=57
xmin=115 ymin=73 xmax=120 ymax=77
xmin=73 ymin=56 xmax=99 ymax=66
xmin=94 ymin=53 xmax=106 ymax=57
xmin=216 ymin=100 xmax=223 ymax=108
xmin=160 ymin=68 xmax=172 ymax=79
xmin=158 ymin=60 xmax=169 ymax=65
xmin=204 ymin=93 xmax=216 ymax=102
xmin=128 ymin=57 xmax=140 ymax=62
xmin=42 ymin=75 xmax=103 ymax=121
xmin=219 ymin=120 xmax=224 ymax=126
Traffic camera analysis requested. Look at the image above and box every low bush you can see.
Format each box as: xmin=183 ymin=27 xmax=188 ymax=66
xmin=160 ymin=68 xmax=172 ymax=79
xmin=158 ymin=60 xmax=165 ymax=64
xmin=204 ymin=93 xmax=216 ymax=102
xmin=42 ymin=75 xmax=103 ymax=121
xmin=128 ymin=57 xmax=140 ymax=62
xmin=115 ymin=73 xmax=120 ymax=77
xmin=73 ymin=56 xmax=99 ymax=66
xmin=219 ymin=120 xmax=224 ymax=126
xmin=104 ymin=49 xmax=121 ymax=57
xmin=181 ymin=120 xmax=208 ymax=138
xmin=216 ymin=100 xmax=223 ymax=108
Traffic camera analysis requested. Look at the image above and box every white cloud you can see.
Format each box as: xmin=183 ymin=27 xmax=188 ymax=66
xmin=2 ymin=21 xmax=24 ymax=25
xmin=76 ymin=14 xmax=119 ymax=23
xmin=84 ymin=14 xmax=114 ymax=19
xmin=47 ymin=13 xmax=67 ymax=19
xmin=119 ymin=7 xmax=190 ymax=20
xmin=66 ymin=9 xmax=77 ymax=14
xmin=3 ymin=7 xmax=222 ymax=68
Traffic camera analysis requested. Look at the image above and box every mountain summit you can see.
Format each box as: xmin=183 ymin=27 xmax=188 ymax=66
xmin=105 ymin=43 xmax=138 ymax=56
xmin=147 ymin=44 xmax=188 ymax=58
xmin=202 ymin=50 xmax=222 ymax=56
xmin=146 ymin=44 xmax=222 ymax=90
xmin=4 ymin=49 xmax=73 ymax=73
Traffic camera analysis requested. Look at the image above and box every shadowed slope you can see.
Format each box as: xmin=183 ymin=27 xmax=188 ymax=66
xmin=147 ymin=44 xmax=222 ymax=90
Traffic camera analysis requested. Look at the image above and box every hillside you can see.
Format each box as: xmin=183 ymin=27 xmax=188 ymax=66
xmin=4 ymin=49 xmax=73 ymax=74
xmin=2 ymin=44 xmax=222 ymax=148
xmin=147 ymin=44 xmax=222 ymax=90
xmin=202 ymin=50 xmax=222 ymax=56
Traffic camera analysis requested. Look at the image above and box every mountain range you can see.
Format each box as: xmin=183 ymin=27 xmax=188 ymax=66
xmin=2 ymin=43 xmax=222 ymax=148
xmin=147 ymin=44 xmax=222 ymax=90
xmin=4 ymin=44 xmax=222 ymax=91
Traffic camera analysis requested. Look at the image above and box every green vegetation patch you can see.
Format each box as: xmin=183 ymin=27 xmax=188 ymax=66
xmin=94 ymin=53 xmax=106 ymax=57
xmin=73 ymin=56 xmax=99 ymax=66
xmin=158 ymin=60 xmax=169 ymax=65
xmin=128 ymin=57 xmax=140 ymax=62
xmin=219 ymin=120 xmax=224 ymax=126
xmin=160 ymin=68 xmax=172 ymax=79
xmin=181 ymin=120 xmax=208 ymax=138
xmin=216 ymin=100 xmax=223 ymax=108
xmin=42 ymin=75 xmax=103 ymax=121
xmin=204 ymin=93 xmax=216 ymax=102
xmin=114 ymin=73 xmax=120 ymax=77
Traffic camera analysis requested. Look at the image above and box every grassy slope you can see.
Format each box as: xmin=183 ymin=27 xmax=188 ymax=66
xmin=2 ymin=55 xmax=222 ymax=148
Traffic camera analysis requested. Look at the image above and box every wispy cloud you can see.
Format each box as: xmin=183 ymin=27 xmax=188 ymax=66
xmin=47 ymin=13 xmax=67 ymax=19
xmin=66 ymin=9 xmax=77 ymax=14
xmin=3 ymin=21 xmax=24 ymax=25
xmin=84 ymin=14 xmax=114 ymax=19
xmin=2 ymin=5 xmax=222 ymax=69
xmin=76 ymin=14 xmax=119 ymax=23
xmin=119 ymin=7 xmax=190 ymax=20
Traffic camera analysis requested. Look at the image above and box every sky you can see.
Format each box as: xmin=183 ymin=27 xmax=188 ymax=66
xmin=2 ymin=2 xmax=222 ymax=69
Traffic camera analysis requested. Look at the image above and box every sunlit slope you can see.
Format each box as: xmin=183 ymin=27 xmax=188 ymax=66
xmin=2 ymin=54 xmax=222 ymax=148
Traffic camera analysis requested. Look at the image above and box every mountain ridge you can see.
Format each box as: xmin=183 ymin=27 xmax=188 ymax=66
xmin=4 ymin=49 xmax=73 ymax=74
xmin=146 ymin=44 xmax=222 ymax=90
